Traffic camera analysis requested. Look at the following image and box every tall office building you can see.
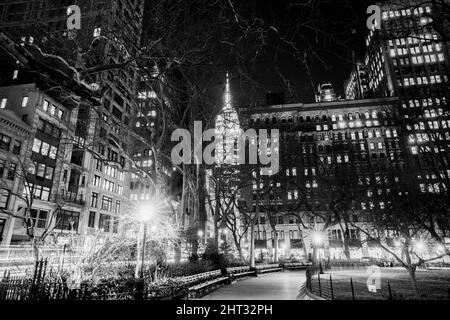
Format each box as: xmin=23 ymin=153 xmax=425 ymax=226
xmin=344 ymin=62 xmax=370 ymax=100
xmin=238 ymin=97 xmax=404 ymax=260
xmin=0 ymin=0 xmax=145 ymax=244
xmin=363 ymin=0 xmax=450 ymax=196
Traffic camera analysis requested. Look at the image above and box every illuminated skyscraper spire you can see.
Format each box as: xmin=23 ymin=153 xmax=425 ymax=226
xmin=216 ymin=72 xmax=240 ymax=165
xmin=224 ymin=71 xmax=232 ymax=110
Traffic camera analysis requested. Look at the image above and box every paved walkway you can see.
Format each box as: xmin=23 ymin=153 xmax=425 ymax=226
xmin=199 ymin=270 xmax=306 ymax=300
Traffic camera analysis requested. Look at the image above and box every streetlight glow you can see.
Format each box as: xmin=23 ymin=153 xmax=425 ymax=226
xmin=197 ymin=230 xmax=204 ymax=238
xmin=311 ymin=232 xmax=324 ymax=246
xmin=138 ymin=203 xmax=155 ymax=222
xmin=414 ymin=240 xmax=426 ymax=252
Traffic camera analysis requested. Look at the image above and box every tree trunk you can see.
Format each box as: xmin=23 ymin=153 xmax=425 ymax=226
xmin=174 ymin=238 xmax=182 ymax=264
xmin=32 ymin=238 xmax=40 ymax=263
xmin=232 ymin=232 xmax=244 ymax=262
xmin=343 ymin=237 xmax=351 ymax=260
xmin=407 ymin=267 xmax=421 ymax=299
xmin=214 ymin=196 xmax=220 ymax=249
xmin=273 ymin=233 xmax=278 ymax=263
xmin=191 ymin=238 xmax=198 ymax=257
xmin=250 ymin=219 xmax=256 ymax=268
xmin=403 ymin=242 xmax=421 ymax=299
xmin=298 ymin=225 xmax=309 ymax=259
xmin=312 ymin=246 xmax=318 ymax=265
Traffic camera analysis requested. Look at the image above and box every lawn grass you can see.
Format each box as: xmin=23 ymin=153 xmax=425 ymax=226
xmin=313 ymin=268 xmax=450 ymax=300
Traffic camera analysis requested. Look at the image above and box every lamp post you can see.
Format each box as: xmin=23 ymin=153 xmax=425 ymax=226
xmin=311 ymin=232 xmax=324 ymax=273
xmin=135 ymin=203 xmax=154 ymax=279
xmin=197 ymin=229 xmax=205 ymax=247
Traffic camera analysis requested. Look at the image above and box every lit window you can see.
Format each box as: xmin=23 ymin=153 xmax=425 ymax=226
xmin=42 ymin=100 xmax=49 ymax=111
xmin=13 ymin=70 xmax=19 ymax=80
xmin=0 ymin=98 xmax=6 ymax=109
xmin=93 ymin=27 xmax=102 ymax=37
xmin=21 ymin=96 xmax=29 ymax=107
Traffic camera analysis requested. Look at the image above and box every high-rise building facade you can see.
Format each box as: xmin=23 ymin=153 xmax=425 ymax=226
xmin=0 ymin=103 xmax=31 ymax=245
xmin=238 ymin=97 xmax=404 ymax=261
xmin=0 ymin=0 xmax=145 ymax=244
xmin=344 ymin=62 xmax=370 ymax=100
xmin=361 ymin=0 xmax=450 ymax=199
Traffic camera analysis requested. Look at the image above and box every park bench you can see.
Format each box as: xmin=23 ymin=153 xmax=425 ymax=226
xmin=178 ymin=270 xmax=229 ymax=298
xmin=255 ymin=264 xmax=283 ymax=274
xmin=226 ymin=266 xmax=256 ymax=281
xmin=284 ymin=262 xmax=312 ymax=270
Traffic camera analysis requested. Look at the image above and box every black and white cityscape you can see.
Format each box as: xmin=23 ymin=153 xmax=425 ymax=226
xmin=0 ymin=0 xmax=449 ymax=304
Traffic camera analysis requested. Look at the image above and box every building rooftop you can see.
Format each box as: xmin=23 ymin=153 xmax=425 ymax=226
xmin=239 ymin=96 xmax=399 ymax=114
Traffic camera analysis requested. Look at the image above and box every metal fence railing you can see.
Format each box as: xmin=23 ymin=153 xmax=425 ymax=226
xmin=0 ymin=259 xmax=189 ymax=301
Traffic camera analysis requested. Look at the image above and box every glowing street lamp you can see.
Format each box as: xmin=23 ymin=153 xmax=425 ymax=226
xmin=311 ymin=231 xmax=325 ymax=273
xmin=414 ymin=240 xmax=426 ymax=253
xmin=135 ymin=202 xmax=155 ymax=279
xmin=311 ymin=232 xmax=324 ymax=247
xmin=138 ymin=203 xmax=155 ymax=222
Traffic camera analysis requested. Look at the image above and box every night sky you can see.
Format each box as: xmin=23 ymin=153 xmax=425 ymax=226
xmin=237 ymin=0 xmax=375 ymax=104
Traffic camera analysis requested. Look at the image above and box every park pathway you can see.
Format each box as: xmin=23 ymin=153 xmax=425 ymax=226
xmin=199 ymin=270 xmax=306 ymax=300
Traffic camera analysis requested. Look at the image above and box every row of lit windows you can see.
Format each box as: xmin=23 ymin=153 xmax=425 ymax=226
xmin=251 ymin=110 xmax=392 ymax=126
xmin=419 ymin=183 xmax=446 ymax=194
xmin=410 ymin=132 xmax=450 ymax=144
xmin=28 ymin=162 xmax=54 ymax=181
xmin=23 ymin=184 xmax=51 ymax=202
xmin=316 ymin=120 xmax=389 ymax=131
xmin=383 ymin=6 xmax=431 ymax=20
xmin=358 ymin=176 xmax=399 ymax=186
xmin=136 ymin=159 xmax=153 ymax=168
xmin=400 ymin=75 xmax=444 ymax=86
xmin=390 ymin=44 xmax=441 ymax=57
xmin=407 ymin=120 xmax=450 ymax=131
xmin=411 ymin=145 xmax=446 ymax=155
xmin=137 ymin=110 xmax=157 ymax=117
xmin=361 ymin=202 xmax=386 ymax=210
xmin=130 ymin=193 xmax=153 ymax=201
xmin=403 ymin=97 xmax=446 ymax=109
xmin=394 ymin=54 xmax=445 ymax=66
xmin=413 ymin=54 xmax=445 ymax=64
xmin=418 ymin=172 xmax=450 ymax=181
xmin=32 ymin=138 xmax=58 ymax=160
xmin=136 ymin=121 xmax=155 ymax=128
xmin=93 ymin=175 xmax=122 ymax=195
xmin=100 ymin=164 xmax=125 ymax=182
xmin=138 ymin=91 xmax=157 ymax=99
xmin=42 ymin=100 xmax=65 ymax=120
